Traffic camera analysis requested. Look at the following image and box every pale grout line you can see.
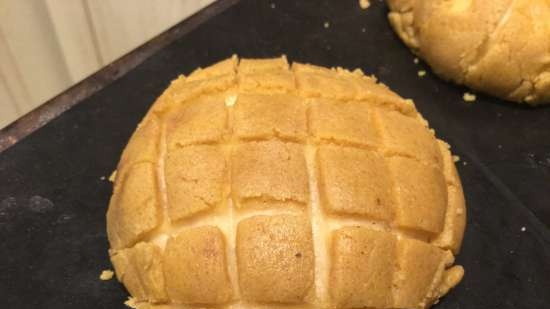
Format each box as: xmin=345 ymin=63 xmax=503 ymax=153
xmin=151 ymin=117 xmax=171 ymax=251
xmin=226 ymin=197 xmax=240 ymax=301
xmin=324 ymin=215 xmax=432 ymax=243
xmin=158 ymin=119 xmax=169 ymax=213
xmin=324 ymin=216 xmax=392 ymax=233
xmin=233 ymin=207 xmax=306 ymax=221
xmin=145 ymin=203 xmax=308 ymax=252
xmin=304 ymin=141 xmax=329 ymax=307
xmin=225 ymin=100 xmax=241 ymax=301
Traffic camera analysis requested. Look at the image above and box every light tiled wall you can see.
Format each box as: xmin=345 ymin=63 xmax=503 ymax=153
xmin=0 ymin=0 xmax=215 ymax=129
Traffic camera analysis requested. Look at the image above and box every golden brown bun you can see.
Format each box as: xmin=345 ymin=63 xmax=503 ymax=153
xmin=387 ymin=0 xmax=550 ymax=105
xmin=106 ymin=56 xmax=466 ymax=309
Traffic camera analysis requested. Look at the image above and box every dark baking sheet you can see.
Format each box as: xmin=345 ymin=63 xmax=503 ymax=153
xmin=1 ymin=1 xmax=549 ymax=308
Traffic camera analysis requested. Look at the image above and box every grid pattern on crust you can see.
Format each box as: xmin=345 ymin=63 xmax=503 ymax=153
xmin=107 ymin=57 xmax=465 ymax=309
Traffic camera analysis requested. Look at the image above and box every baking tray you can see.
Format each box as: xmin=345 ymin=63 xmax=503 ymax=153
xmin=1 ymin=1 xmax=549 ymax=308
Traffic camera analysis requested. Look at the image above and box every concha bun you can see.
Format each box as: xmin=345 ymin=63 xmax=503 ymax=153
xmin=106 ymin=56 xmax=466 ymax=309
xmin=387 ymin=0 xmax=550 ymax=104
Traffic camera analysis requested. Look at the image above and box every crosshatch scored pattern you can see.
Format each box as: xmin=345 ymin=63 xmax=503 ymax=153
xmin=106 ymin=56 xmax=466 ymax=309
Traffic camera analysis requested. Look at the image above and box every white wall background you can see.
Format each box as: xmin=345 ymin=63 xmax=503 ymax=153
xmin=0 ymin=0 xmax=214 ymax=129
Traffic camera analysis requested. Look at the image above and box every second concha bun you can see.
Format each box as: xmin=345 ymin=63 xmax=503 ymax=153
xmin=387 ymin=0 xmax=550 ymax=105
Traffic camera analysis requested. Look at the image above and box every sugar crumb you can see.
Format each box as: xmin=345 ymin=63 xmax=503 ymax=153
xmin=100 ymin=269 xmax=114 ymax=280
xmin=361 ymin=27 xmax=366 ymax=33
xmin=109 ymin=170 xmax=117 ymax=182
xmin=359 ymin=0 xmax=371 ymax=9
xmin=413 ymin=57 xmax=419 ymax=64
xmin=497 ymin=144 xmax=502 ymax=149
xmin=452 ymin=155 xmax=460 ymax=163
xmin=521 ymin=226 xmax=526 ymax=232
xmin=324 ymin=21 xmax=330 ymax=28
xmin=270 ymin=3 xmax=275 ymax=9
xmin=225 ymin=94 xmax=237 ymax=107
xmin=463 ymin=92 xmax=477 ymax=102
xmin=462 ymin=161 xmax=468 ymax=166
xmin=124 ymin=297 xmax=138 ymax=308
xmin=100 ymin=176 xmax=106 ymax=181
xmin=417 ymin=70 xmax=426 ymax=77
